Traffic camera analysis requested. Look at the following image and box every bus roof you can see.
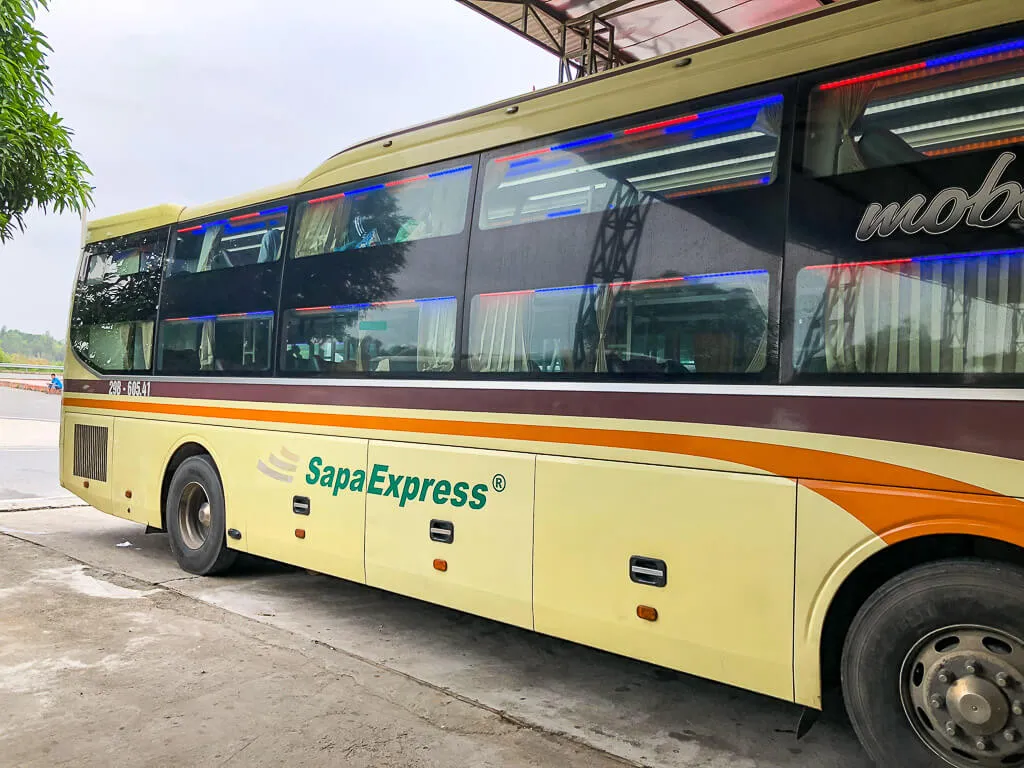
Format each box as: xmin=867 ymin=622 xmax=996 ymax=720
xmin=84 ymin=0 xmax=1015 ymax=245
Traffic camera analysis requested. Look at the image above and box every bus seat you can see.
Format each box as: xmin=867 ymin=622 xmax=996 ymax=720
xmin=857 ymin=127 xmax=922 ymax=168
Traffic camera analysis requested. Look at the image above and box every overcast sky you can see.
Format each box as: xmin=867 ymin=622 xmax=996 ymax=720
xmin=0 ymin=0 xmax=555 ymax=337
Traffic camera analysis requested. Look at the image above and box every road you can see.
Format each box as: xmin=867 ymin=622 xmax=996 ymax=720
xmin=0 ymin=386 xmax=68 ymax=502
xmin=0 ymin=389 xmax=872 ymax=767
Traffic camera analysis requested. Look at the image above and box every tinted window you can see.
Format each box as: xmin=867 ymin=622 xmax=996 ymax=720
xmin=789 ymin=34 xmax=1024 ymax=382
xmin=71 ymin=229 xmax=167 ymax=374
xmin=168 ymin=205 xmax=287 ymax=275
xmin=470 ymin=271 xmax=769 ymax=374
xmin=794 ymin=253 xmax=1024 ymax=375
xmin=479 ymin=94 xmax=782 ymax=229
xmin=281 ymin=159 xmax=474 ymax=377
xmin=292 ymin=165 xmax=471 ymax=258
xmin=157 ymin=312 xmax=273 ymax=374
xmin=804 ymin=37 xmax=1024 ymax=176
xmin=466 ymin=92 xmax=786 ymax=378
xmin=283 ymin=297 xmax=457 ymax=374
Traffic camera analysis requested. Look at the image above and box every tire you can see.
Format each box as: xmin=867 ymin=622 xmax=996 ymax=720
xmin=842 ymin=558 xmax=1024 ymax=768
xmin=166 ymin=455 xmax=237 ymax=576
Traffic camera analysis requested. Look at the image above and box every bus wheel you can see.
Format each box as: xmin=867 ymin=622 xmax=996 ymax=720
xmin=166 ymin=455 xmax=237 ymax=576
xmin=842 ymin=559 xmax=1024 ymax=767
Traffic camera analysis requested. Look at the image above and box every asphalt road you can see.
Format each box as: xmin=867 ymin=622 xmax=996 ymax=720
xmin=0 ymin=389 xmax=872 ymax=767
xmin=0 ymin=386 xmax=68 ymax=501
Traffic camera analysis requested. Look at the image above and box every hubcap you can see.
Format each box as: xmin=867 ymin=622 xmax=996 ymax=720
xmin=901 ymin=626 xmax=1024 ymax=766
xmin=177 ymin=482 xmax=212 ymax=550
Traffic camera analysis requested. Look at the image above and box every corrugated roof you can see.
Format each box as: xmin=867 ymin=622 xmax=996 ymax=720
xmin=456 ymin=0 xmax=833 ymax=76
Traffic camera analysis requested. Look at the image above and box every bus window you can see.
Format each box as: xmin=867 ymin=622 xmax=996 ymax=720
xmin=282 ymin=297 xmax=457 ymax=374
xmin=804 ymin=36 xmax=1024 ymax=176
xmin=291 ymin=165 xmax=472 ymax=259
xmin=466 ymin=91 xmax=786 ymax=378
xmin=478 ymin=93 xmax=783 ymax=229
xmin=469 ymin=271 xmax=769 ymax=374
xmin=71 ymin=229 xmax=167 ymax=374
xmin=794 ymin=254 xmax=1024 ymax=376
xmin=157 ymin=312 xmax=274 ymax=373
xmin=168 ymin=205 xmax=288 ymax=275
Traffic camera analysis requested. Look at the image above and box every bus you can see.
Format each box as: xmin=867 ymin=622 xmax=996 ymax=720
xmin=61 ymin=0 xmax=1024 ymax=764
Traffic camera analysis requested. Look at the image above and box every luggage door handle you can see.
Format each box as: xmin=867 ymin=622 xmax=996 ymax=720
xmin=629 ymin=556 xmax=667 ymax=587
xmin=429 ymin=519 xmax=454 ymax=544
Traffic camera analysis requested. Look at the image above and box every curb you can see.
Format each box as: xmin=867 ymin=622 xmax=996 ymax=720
xmin=0 ymin=380 xmax=60 ymax=395
xmin=0 ymin=497 xmax=87 ymax=513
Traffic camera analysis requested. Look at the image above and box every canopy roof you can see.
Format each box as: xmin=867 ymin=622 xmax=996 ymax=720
xmin=456 ymin=0 xmax=836 ymax=79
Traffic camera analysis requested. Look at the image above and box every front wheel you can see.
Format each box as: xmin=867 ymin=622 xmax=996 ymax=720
xmin=842 ymin=559 xmax=1024 ymax=767
xmin=166 ymin=455 xmax=237 ymax=576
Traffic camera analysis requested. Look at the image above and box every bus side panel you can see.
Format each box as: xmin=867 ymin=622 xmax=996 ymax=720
xmin=364 ymin=441 xmax=535 ymax=630
xmin=534 ymin=456 xmax=797 ymax=702
xmin=60 ymin=410 xmax=113 ymax=512
xmin=792 ymin=484 xmax=886 ymax=708
xmin=225 ymin=431 xmax=368 ymax=583
xmin=108 ymin=416 xmax=164 ymax=527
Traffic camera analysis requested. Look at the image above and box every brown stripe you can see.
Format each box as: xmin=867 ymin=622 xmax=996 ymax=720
xmin=65 ymin=378 xmax=1024 ymax=462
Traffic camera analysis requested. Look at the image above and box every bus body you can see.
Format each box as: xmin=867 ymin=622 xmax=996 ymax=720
xmin=61 ymin=1 xmax=1024 ymax=764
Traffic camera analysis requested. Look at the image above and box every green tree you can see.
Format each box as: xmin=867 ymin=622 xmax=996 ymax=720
xmin=0 ymin=0 xmax=91 ymax=242
xmin=0 ymin=344 xmax=10 ymax=364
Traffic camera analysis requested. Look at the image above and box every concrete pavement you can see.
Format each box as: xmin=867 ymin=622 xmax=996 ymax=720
xmin=0 ymin=387 xmax=69 ymax=502
xmin=0 ymin=389 xmax=872 ymax=767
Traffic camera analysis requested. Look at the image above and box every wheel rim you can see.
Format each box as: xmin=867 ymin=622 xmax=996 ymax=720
xmin=177 ymin=481 xmax=212 ymax=550
xmin=901 ymin=625 xmax=1024 ymax=767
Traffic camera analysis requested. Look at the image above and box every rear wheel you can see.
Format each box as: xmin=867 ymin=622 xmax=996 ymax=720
xmin=842 ymin=559 xmax=1024 ymax=767
xmin=166 ymin=455 xmax=237 ymax=576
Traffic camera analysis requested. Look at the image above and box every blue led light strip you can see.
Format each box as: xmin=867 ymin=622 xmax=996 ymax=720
xmin=164 ymin=310 xmax=274 ymax=323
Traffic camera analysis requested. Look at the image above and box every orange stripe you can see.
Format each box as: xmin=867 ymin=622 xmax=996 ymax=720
xmin=64 ymin=395 xmax=1024 ymax=545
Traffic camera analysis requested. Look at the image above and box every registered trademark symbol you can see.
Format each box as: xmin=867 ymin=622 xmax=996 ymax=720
xmin=491 ymin=474 xmax=506 ymax=493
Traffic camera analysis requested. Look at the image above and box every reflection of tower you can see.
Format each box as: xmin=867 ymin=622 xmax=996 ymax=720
xmin=571 ymin=182 xmax=652 ymax=370
xmin=796 ymin=266 xmax=855 ymax=373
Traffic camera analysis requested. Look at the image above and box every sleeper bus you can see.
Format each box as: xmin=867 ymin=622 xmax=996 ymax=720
xmin=61 ymin=0 xmax=1024 ymax=764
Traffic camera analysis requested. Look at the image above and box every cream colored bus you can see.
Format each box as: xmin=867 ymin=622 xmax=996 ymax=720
xmin=62 ymin=1 xmax=1024 ymax=764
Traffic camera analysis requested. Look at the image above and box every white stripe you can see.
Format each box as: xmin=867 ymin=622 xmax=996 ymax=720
xmin=68 ymin=375 xmax=1024 ymax=401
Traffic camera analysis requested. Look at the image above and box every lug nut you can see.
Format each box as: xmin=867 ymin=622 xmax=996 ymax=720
xmin=930 ymin=694 xmax=944 ymax=709
xmin=1005 ymin=729 xmax=1018 ymax=743
xmin=965 ymin=659 xmax=979 ymax=675
xmin=1014 ymin=701 xmax=1024 ymax=717
xmin=945 ymin=721 xmax=958 ymax=738
xmin=975 ymin=737 xmax=989 ymax=751
xmin=938 ymin=669 xmax=953 ymax=684
xmin=996 ymin=672 xmax=1010 ymax=688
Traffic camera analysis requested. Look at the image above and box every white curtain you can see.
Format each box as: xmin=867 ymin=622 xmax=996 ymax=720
xmin=196 ymin=226 xmax=223 ymax=273
xmin=470 ymin=294 xmax=531 ymax=372
xmin=199 ymin=321 xmax=215 ymax=370
xmin=417 ymin=300 xmax=457 ymax=371
xmin=822 ymin=257 xmax=1024 ymax=374
xmin=295 ymin=201 xmax=344 ymax=258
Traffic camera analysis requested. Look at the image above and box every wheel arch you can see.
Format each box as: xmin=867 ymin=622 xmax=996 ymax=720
xmin=159 ymin=439 xmax=223 ymax=531
xmin=819 ymin=534 xmax=1024 ymax=701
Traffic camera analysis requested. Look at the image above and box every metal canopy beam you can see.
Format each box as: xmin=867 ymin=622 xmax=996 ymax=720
xmin=455 ymin=0 xmax=842 ymax=81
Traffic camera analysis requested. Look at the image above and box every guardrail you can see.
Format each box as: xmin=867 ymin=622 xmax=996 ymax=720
xmin=0 ymin=362 xmax=63 ymax=372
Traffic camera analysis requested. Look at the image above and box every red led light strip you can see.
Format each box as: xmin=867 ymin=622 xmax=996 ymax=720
xmin=624 ymin=114 xmax=698 ymax=136
xmin=386 ymin=174 xmax=429 ymax=187
xmin=307 ymin=191 xmax=346 ymax=205
xmin=818 ymin=62 xmax=928 ymax=91
xmin=805 ymin=257 xmax=913 ymax=271
xmin=228 ymin=212 xmax=261 ymax=222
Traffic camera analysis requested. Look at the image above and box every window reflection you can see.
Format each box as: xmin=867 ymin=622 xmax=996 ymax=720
xmin=469 ymin=270 xmax=769 ymax=374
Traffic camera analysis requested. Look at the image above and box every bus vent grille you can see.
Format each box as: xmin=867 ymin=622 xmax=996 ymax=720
xmin=73 ymin=424 xmax=108 ymax=481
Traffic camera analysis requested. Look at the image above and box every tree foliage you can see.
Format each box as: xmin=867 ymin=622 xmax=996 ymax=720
xmin=0 ymin=326 xmax=64 ymax=361
xmin=0 ymin=0 xmax=91 ymax=242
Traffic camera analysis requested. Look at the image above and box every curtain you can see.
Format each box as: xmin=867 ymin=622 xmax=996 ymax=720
xmin=257 ymin=228 xmax=282 ymax=263
xmin=116 ymin=322 xmax=132 ymax=370
xmin=294 ymin=200 xmax=344 ymax=258
xmin=138 ymin=321 xmax=154 ymax=369
xmin=592 ymin=286 xmax=616 ymax=373
xmin=834 ymin=83 xmax=875 ymax=174
xmin=196 ymin=226 xmax=223 ymax=273
xmin=200 ymin=321 xmax=215 ymax=370
xmin=417 ymin=299 xmax=457 ymax=371
xmin=471 ymin=294 xmax=531 ymax=372
xmin=740 ymin=273 xmax=771 ymax=373
xmin=822 ymin=257 xmax=1024 ymax=374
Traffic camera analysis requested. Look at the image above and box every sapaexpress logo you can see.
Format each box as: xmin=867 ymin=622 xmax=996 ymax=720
xmin=305 ymin=457 xmax=492 ymax=510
